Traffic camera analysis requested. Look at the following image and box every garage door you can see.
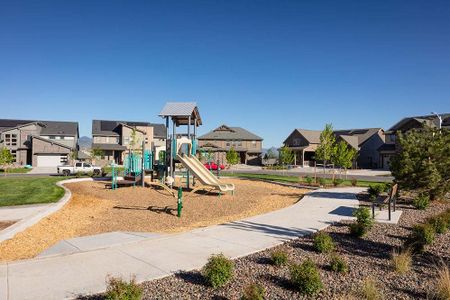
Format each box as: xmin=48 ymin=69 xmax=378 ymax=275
xmin=36 ymin=155 xmax=64 ymax=167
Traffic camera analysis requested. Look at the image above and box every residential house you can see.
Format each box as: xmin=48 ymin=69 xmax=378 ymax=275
xmin=0 ymin=119 xmax=79 ymax=167
xmin=378 ymin=113 xmax=450 ymax=169
xmin=198 ymin=125 xmax=263 ymax=165
xmin=91 ymin=120 xmax=166 ymax=165
xmin=282 ymin=128 xmax=362 ymax=167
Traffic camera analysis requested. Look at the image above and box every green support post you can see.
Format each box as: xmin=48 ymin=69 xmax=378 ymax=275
xmin=177 ymin=187 xmax=183 ymax=218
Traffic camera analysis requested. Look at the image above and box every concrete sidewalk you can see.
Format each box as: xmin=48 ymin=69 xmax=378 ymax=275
xmin=0 ymin=187 xmax=363 ymax=300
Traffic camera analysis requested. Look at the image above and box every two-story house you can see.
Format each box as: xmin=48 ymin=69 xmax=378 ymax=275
xmin=91 ymin=120 xmax=166 ymax=165
xmin=0 ymin=119 xmax=79 ymax=167
xmin=378 ymin=113 xmax=450 ymax=169
xmin=198 ymin=124 xmax=263 ymax=165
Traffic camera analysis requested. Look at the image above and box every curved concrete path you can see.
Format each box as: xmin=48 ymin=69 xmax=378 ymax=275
xmin=0 ymin=187 xmax=363 ymax=300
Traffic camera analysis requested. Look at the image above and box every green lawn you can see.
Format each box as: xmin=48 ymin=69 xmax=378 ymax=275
xmin=0 ymin=177 xmax=67 ymax=207
xmin=0 ymin=168 xmax=32 ymax=174
xmin=223 ymin=173 xmax=381 ymax=187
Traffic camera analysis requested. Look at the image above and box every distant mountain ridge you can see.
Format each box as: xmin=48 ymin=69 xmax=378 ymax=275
xmin=78 ymin=136 xmax=92 ymax=150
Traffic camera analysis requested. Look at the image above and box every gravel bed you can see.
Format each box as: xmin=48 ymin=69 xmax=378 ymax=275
xmin=130 ymin=197 xmax=450 ymax=299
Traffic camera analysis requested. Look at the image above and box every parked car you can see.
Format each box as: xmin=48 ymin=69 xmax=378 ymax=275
xmin=57 ymin=162 xmax=102 ymax=176
xmin=203 ymin=162 xmax=225 ymax=170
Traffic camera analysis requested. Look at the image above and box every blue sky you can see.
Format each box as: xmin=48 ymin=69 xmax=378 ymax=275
xmin=1 ymin=0 xmax=449 ymax=147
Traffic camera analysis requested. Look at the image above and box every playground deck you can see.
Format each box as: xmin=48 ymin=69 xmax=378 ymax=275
xmin=0 ymin=178 xmax=307 ymax=262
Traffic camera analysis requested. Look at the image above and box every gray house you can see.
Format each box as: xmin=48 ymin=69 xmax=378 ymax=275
xmin=378 ymin=113 xmax=450 ymax=169
xmin=0 ymin=119 xmax=79 ymax=167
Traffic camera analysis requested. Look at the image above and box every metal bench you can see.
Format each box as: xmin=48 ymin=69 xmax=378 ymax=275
xmin=372 ymin=183 xmax=398 ymax=221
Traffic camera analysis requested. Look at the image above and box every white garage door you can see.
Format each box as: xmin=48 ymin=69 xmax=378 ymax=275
xmin=36 ymin=155 xmax=64 ymax=167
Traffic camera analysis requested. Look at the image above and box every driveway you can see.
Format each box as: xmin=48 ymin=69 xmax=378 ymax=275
xmin=27 ymin=167 xmax=57 ymax=175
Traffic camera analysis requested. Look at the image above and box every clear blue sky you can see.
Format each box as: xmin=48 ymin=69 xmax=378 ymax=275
xmin=1 ymin=1 xmax=449 ymax=147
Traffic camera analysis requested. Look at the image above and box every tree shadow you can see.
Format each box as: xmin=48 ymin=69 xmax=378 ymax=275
xmin=254 ymin=256 xmax=273 ymax=266
xmin=222 ymin=221 xmax=314 ymax=239
xmin=307 ymin=191 xmax=358 ymax=200
xmin=113 ymin=205 xmax=177 ymax=216
xmin=174 ymin=270 xmax=206 ymax=287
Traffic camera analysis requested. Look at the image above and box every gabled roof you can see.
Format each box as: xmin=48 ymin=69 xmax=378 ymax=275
xmin=389 ymin=113 xmax=450 ymax=131
xmin=198 ymin=124 xmax=263 ymax=141
xmin=283 ymin=129 xmax=322 ymax=144
xmin=159 ymin=102 xmax=202 ymax=126
xmin=337 ymin=135 xmax=359 ymax=150
xmin=92 ymin=120 xmax=166 ymax=137
xmin=0 ymin=119 xmax=78 ymax=136
xmin=334 ymin=128 xmax=382 ymax=146
xmin=31 ymin=135 xmax=74 ymax=150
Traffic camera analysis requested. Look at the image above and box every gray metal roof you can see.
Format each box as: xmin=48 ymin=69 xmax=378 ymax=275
xmin=389 ymin=113 xmax=450 ymax=131
xmin=0 ymin=119 xmax=78 ymax=136
xmin=92 ymin=120 xmax=166 ymax=138
xmin=159 ymin=102 xmax=202 ymax=125
xmin=294 ymin=129 xmax=322 ymax=144
xmin=334 ymin=128 xmax=382 ymax=146
xmin=198 ymin=125 xmax=263 ymax=141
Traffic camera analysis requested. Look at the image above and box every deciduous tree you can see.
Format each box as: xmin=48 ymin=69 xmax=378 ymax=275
xmin=0 ymin=147 xmax=14 ymax=176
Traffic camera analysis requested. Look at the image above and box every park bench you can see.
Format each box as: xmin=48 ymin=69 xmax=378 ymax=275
xmin=372 ymin=183 xmax=398 ymax=221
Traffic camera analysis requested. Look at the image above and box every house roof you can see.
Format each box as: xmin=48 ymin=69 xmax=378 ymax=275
xmin=92 ymin=120 xmax=166 ymax=138
xmin=32 ymin=135 xmax=74 ymax=150
xmin=337 ymin=135 xmax=359 ymax=150
xmin=159 ymin=102 xmax=202 ymax=126
xmin=284 ymin=129 xmax=322 ymax=144
xmin=333 ymin=128 xmax=382 ymax=146
xmin=198 ymin=124 xmax=263 ymax=141
xmin=0 ymin=119 xmax=78 ymax=136
xmin=389 ymin=113 xmax=450 ymax=131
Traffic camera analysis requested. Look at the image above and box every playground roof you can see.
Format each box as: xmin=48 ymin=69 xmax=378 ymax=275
xmin=159 ymin=102 xmax=202 ymax=126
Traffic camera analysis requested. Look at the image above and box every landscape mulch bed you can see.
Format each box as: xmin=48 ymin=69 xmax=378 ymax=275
xmin=132 ymin=196 xmax=450 ymax=300
xmin=0 ymin=178 xmax=305 ymax=262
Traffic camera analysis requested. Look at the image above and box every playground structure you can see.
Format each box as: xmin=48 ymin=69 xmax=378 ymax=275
xmin=107 ymin=102 xmax=235 ymax=214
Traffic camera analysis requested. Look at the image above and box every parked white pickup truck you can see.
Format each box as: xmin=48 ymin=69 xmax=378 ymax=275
xmin=57 ymin=162 xmax=102 ymax=176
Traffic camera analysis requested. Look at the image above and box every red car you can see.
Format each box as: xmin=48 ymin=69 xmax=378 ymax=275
xmin=204 ymin=162 xmax=225 ymax=170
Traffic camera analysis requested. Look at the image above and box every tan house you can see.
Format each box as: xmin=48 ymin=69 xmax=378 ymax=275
xmin=91 ymin=120 xmax=166 ymax=165
xmin=282 ymin=128 xmax=362 ymax=167
xmin=0 ymin=119 xmax=79 ymax=167
xmin=378 ymin=113 xmax=450 ymax=169
xmin=198 ymin=125 xmax=263 ymax=165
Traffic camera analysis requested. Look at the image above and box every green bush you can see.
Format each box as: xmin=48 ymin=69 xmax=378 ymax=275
xmin=289 ymin=258 xmax=323 ymax=296
xmin=330 ymin=254 xmax=348 ymax=273
xmin=270 ymin=250 xmax=288 ymax=267
xmin=350 ymin=207 xmax=373 ymax=237
xmin=318 ymin=177 xmax=326 ymax=186
xmin=202 ymin=253 xmax=234 ymax=288
xmin=351 ymin=178 xmax=358 ymax=187
xmin=241 ymin=283 xmax=265 ymax=300
xmin=368 ymin=184 xmax=384 ymax=200
xmin=305 ymin=176 xmax=313 ymax=185
xmin=105 ymin=276 xmax=142 ymax=300
xmin=74 ymin=171 xmax=83 ymax=178
xmin=313 ymin=232 xmax=335 ymax=253
xmin=410 ymin=224 xmax=435 ymax=252
xmin=413 ymin=194 xmax=430 ymax=210
xmin=428 ymin=216 xmax=448 ymax=234
xmin=333 ymin=178 xmax=344 ymax=186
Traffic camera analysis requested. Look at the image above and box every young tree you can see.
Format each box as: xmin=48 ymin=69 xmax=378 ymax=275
xmin=226 ymin=147 xmax=239 ymax=165
xmin=332 ymin=141 xmax=357 ymax=177
xmin=279 ymin=146 xmax=294 ymax=165
xmin=129 ymin=128 xmax=139 ymax=153
xmin=390 ymin=128 xmax=450 ymax=200
xmin=266 ymin=148 xmax=277 ymax=159
xmin=0 ymin=147 xmax=14 ymax=176
xmin=315 ymin=124 xmax=336 ymax=172
xmin=89 ymin=148 xmax=104 ymax=164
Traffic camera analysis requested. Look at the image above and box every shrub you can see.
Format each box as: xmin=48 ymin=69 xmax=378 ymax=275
xmin=361 ymin=277 xmax=382 ymax=300
xmin=313 ymin=232 xmax=335 ymax=253
xmin=391 ymin=249 xmax=412 ymax=274
xmin=410 ymin=224 xmax=435 ymax=252
xmin=432 ymin=263 xmax=450 ymax=300
xmin=305 ymin=176 xmax=313 ymax=185
xmin=289 ymin=258 xmax=323 ymax=296
xmin=428 ymin=216 xmax=448 ymax=234
xmin=413 ymin=194 xmax=430 ymax=210
xmin=202 ymin=253 xmax=234 ymax=288
xmin=105 ymin=276 xmax=142 ymax=300
xmin=330 ymin=254 xmax=348 ymax=273
xmin=333 ymin=178 xmax=344 ymax=186
xmin=350 ymin=207 xmax=374 ymax=237
xmin=87 ymin=171 xmax=94 ymax=177
xmin=241 ymin=283 xmax=265 ymax=300
xmin=381 ymin=183 xmax=391 ymax=193
xmin=368 ymin=184 xmax=384 ymax=200
xmin=351 ymin=178 xmax=358 ymax=187
xmin=74 ymin=171 xmax=83 ymax=178
xmin=318 ymin=177 xmax=326 ymax=187
xmin=270 ymin=250 xmax=288 ymax=267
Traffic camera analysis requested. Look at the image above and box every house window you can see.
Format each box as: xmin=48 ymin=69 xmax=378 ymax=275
xmin=293 ymin=138 xmax=301 ymax=146
xmin=124 ymin=137 xmax=130 ymax=145
xmin=60 ymin=155 xmax=68 ymax=164
xmin=226 ymin=142 xmax=230 ymax=147
xmin=11 ymin=150 xmax=16 ymax=162
xmin=5 ymin=134 xmax=17 ymax=146
xmin=252 ymin=141 xmax=256 ymax=148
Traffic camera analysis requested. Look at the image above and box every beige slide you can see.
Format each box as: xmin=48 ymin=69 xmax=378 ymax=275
xmin=177 ymin=153 xmax=235 ymax=192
